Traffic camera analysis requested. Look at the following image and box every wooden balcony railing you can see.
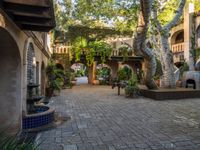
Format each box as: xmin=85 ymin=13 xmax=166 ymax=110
xmin=172 ymin=43 xmax=184 ymax=53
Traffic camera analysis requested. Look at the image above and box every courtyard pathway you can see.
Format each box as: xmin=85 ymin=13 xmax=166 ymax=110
xmin=37 ymin=85 xmax=200 ymax=150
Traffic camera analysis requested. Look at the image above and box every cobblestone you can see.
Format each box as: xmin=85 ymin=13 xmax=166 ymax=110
xmin=37 ymin=85 xmax=200 ymax=150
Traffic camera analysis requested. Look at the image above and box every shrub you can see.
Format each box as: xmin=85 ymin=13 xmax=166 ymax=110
xmin=46 ymin=60 xmax=64 ymax=91
xmin=0 ymin=131 xmax=39 ymax=150
xmin=180 ymin=62 xmax=189 ymax=78
xmin=125 ymin=74 xmax=139 ymax=98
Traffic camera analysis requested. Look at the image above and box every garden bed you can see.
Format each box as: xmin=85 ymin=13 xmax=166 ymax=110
xmin=140 ymin=88 xmax=200 ymax=100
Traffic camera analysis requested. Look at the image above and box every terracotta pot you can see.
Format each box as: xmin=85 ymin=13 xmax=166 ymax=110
xmin=93 ymin=80 xmax=100 ymax=85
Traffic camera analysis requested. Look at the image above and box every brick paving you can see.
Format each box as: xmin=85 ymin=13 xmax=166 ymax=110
xmin=37 ymin=85 xmax=200 ymax=150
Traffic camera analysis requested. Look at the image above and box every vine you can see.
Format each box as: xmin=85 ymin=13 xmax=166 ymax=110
xmin=71 ymin=37 xmax=113 ymax=66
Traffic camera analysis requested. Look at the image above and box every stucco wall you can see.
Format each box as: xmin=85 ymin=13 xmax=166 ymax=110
xmin=0 ymin=9 xmax=50 ymax=132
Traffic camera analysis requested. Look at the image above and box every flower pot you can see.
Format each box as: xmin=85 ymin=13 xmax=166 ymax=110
xmin=93 ymin=80 xmax=100 ymax=85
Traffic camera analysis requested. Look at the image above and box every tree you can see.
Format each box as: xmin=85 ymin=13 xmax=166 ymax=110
xmin=152 ymin=0 xmax=186 ymax=88
xmin=133 ymin=0 xmax=158 ymax=89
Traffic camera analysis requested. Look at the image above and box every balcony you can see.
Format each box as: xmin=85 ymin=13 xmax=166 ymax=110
xmin=172 ymin=43 xmax=184 ymax=54
xmin=0 ymin=0 xmax=56 ymax=31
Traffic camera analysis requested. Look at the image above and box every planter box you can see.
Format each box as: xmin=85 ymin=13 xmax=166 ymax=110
xmin=140 ymin=88 xmax=200 ymax=100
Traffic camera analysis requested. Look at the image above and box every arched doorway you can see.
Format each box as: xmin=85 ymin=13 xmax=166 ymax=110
xmin=0 ymin=27 xmax=21 ymax=133
xmin=196 ymin=25 xmax=200 ymax=47
xmin=56 ymin=63 xmax=64 ymax=70
xmin=118 ymin=64 xmax=133 ymax=80
xmin=41 ymin=62 xmax=46 ymax=95
xmin=96 ymin=64 xmax=112 ymax=85
xmin=71 ymin=63 xmax=88 ymax=84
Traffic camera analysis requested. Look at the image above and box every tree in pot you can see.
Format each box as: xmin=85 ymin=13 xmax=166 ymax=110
xmin=46 ymin=61 xmax=64 ymax=97
xmin=125 ymin=73 xmax=139 ymax=98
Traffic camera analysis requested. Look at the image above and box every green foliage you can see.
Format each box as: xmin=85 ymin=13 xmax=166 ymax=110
xmin=75 ymin=69 xmax=85 ymax=77
xmin=89 ymin=41 xmax=112 ymax=64
xmin=72 ymin=37 xmax=87 ymax=62
xmin=117 ymin=66 xmax=132 ymax=81
xmin=72 ymin=37 xmax=112 ymax=66
xmin=96 ymin=67 xmax=111 ymax=79
xmin=180 ymin=62 xmax=189 ymax=78
xmin=117 ymin=68 xmax=127 ymax=81
xmin=127 ymin=73 xmax=138 ymax=87
xmin=0 ymin=131 xmax=39 ymax=150
xmin=53 ymin=0 xmax=139 ymax=42
xmin=125 ymin=74 xmax=139 ymax=98
xmin=46 ymin=60 xmax=64 ymax=91
xmin=64 ymin=71 xmax=73 ymax=87
xmin=157 ymin=0 xmax=180 ymax=25
xmin=118 ymin=45 xmax=132 ymax=61
xmin=194 ymin=48 xmax=200 ymax=63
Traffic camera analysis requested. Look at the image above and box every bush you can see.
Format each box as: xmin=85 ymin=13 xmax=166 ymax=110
xmin=0 ymin=131 xmax=39 ymax=150
xmin=125 ymin=74 xmax=139 ymax=98
xmin=180 ymin=62 xmax=189 ymax=78
xmin=117 ymin=66 xmax=132 ymax=81
xmin=117 ymin=69 xmax=127 ymax=81
xmin=46 ymin=60 xmax=64 ymax=91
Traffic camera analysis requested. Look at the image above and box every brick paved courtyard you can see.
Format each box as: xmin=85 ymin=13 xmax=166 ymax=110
xmin=37 ymin=85 xmax=200 ymax=150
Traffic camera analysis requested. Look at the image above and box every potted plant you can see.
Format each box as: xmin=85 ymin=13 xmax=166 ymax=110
xmin=46 ymin=60 xmax=64 ymax=97
xmin=125 ymin=74 xmax=139 ymax=98
xmin=71 ymin=73 xmax=77 ymax=86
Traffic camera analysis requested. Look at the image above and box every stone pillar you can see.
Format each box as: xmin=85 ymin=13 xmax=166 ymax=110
xmin=184 ymin=2 xmax=195 ymax=71
xmin=93 ymin=61 xmax=97 ymax=81
xmin=88 ymin=61 xmax=97 ymax=84
xmin=118 ymin=61 xmax=123 ymax=70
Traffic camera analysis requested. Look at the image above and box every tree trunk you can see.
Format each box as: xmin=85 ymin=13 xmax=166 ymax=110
xmin=133 ymin=0 xmax=158 ymax=89
xmin=160 ymin=34 xmax=176 ymax=88
xmin=152 ymin=0 xmax=186 ymax=88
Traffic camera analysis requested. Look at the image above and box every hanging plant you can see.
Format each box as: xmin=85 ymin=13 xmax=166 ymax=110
xmin=71 ymin=37 xmax=87 ymax=62
xmin=71 ymin=37 xmax=113 ymax=66
xmin=90 ymin=41 xmax=112 ymax=64
xmin=85 ymin=47 xmax=95 ymax=66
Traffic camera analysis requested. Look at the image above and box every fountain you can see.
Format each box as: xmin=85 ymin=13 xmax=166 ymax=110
xmin=23 ymin=79 xmax=55 ymax=130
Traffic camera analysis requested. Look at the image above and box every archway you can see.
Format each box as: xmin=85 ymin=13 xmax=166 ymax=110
xmin=118 ymin=64 xmax=133 ymax=80
xmin=171 ymin=30 xmax=184 ymax=66
xmin=171 ymin=30 xmax=184 ymax=45
xmin=0 ymin=27 xmax=21 ymax=133
xmin=96 ymin=64 xmax=112 ymax=85
xmin=41 ymin=62 xmax=46 ymax=95
xmin=71 ymin=63 xmax=88 ymax=84
xmin=56 ymin=63 xmax=64 ymax=70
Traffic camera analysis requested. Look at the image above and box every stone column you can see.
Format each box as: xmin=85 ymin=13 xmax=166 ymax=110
xmin=87 ymin=61 xmax=97 ymax=84
xmin=88 ymin=65 xmax=93 ymax=84
xmin=118 ymin=61 xmax=123 ymax=70
xmin=184 ymin=2 xmax=195 ymax=71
